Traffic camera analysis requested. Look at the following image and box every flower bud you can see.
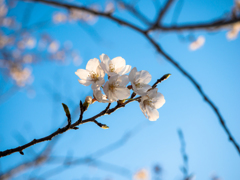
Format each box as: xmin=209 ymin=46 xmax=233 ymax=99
xmin=85 ymin=96 xmax=92 ymax=104
xmin=101 ymin=124 xmax=109 ymax=129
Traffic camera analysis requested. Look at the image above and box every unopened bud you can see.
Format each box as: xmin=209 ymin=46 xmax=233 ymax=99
xmin=161 ymin=73 xmax=171 ymax=81
xmin=101 ymin=124 xmax=109 ymax=129
xmin=62 ymin=103 xmax=70 ymax=117
xmin=85 ymin=96 xmax=92 ymax=104
xmin=82 ymin=96 xmax=92 ymax=111
xmin=118 ymin=99 xmax=125 ymax=104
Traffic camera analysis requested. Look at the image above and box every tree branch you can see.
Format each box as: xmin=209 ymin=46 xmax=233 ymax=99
xmin=0 ymin=76 xmax=162 ymax=158
xmin=18 ymin=0 xmax=240 ymax=156
xmin=155 ymin=0 xmax=175 ymax=26
xmin=151 ymin=17 xmax=240 ymax=32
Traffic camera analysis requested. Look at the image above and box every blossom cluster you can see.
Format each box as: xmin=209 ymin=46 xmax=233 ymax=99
xmin=75 ymin=54 xmax=166 ymax=121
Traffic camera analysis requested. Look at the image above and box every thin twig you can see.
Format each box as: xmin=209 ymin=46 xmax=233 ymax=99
xmin=155 ymin=0 xmax=175 ymax=26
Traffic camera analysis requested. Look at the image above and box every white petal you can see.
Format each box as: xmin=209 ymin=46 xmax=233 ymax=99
xmin=153 ymin=92 xmax=165 ymax=109
xmin=111 ymin=57 xmax=125 ymax=73
xmin=147 ymin=88 xmax=158 ymax=99
xmin=93 ymin=89 xmax=109 ymax=103
xmin=108 ymin=75 xmax=119 ymax=84
xmin=114 ymin=87 xmax=130 ymax=100
xmin=138 ymin=70 xmax=151 ymax=84
xmin=75 ymin=69 xmax=90 ymax=80
xmin=100 ymin=62 xmax=109 ymax=74
xmin=96 ymin=65 xmax=105 ymax=78
xmin=108 ymin=91 xmax=118 ymax=102
xmin=91 ymin=78 xmax=105 ymax=90
xmin=118 ymin=65 xmax=131 ymax=75
xmin=78 ymin=79 xmax=92 ymax=86
xmin=118 ymin=75 xmax=129 ymax=87
xmin=103 ymin=81 xmax=109 ymax=96
xmin=129 ymin=67 xmax=137 ymax=82
xmin=139 ymin=102 xmax=147 ymax=118
xmin=135 ymin=84 xmax=152 ymax=96
xmin=146 ymin=106 xmax=159 ymax=121
xmin=86 ymin=58 xmax=100 ymax=72
xmin=100 ymin=54 xmax=110 ymax=74
xmin=99 ymin=53 xmax=110 ymax=63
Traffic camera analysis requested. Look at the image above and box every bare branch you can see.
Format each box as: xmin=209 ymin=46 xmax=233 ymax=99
xmin=152 ymin=17 xmax=240 ymax=32
xmin=0 ymin=138 xmax=58 ymax=180
xmin=155 ymin=0 xmax=175 ymax=25
xmin=14 ymin=0 xmax=240 ymax=157
xmin=116 ymin=0 xmax=152 ymax=26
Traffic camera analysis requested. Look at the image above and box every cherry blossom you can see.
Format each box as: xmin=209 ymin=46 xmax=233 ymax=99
xmin=189 ymin=36 xmax=205 ymax=51
xmin=226 ymin=22 xmax=240 ymax=40
xmin=75 ymin=58 xmax=105 ymax=90
xmin=129 ymin=67 xmax=152 ymax=96
xmin=139 ymin=88 xmax=165 ymax=121
xmin=100 ymin=54 xmax=131 ymax=77
xmin=103 ymin=75 xmax=130 ymax=102
xmin=93 ymin=88 xmax=109 ymax=103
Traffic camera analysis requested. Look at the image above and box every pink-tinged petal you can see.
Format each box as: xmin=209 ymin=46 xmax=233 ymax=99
xmin=119 ymin=65 xmax=131 ymax=75
xmin=78 ymin=79 xmax=92 ymax=86
xmin=111 ymin=57 xmax=125 ymax=72
xmin=153 ymin=93 xmax=165 ymax=109
xmin=86 ymin=58 xmax=100 ymax=72
xmin=118 ymin=75 xmax=129 ymax=86
xmin=146 ymin=106 xmax=159 ymax=121
xmin=129 ymin=67 xmax=137 ymax=82
xmin=114 ymin=87 xmax=130 ymax=100
xmin=139 ymin=70 xmax=151 ymax=84
xmin=75 ymin=69 xmax=90 ymax=80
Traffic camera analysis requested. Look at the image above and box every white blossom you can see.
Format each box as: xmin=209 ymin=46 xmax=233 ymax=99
xmin=75 ymin=58 xmax=105 ymax=90
xmin=93 ymin=88 xmax=109 ymax=103
xmin=227 ymin=22 xmax=240 ymax=40
xmin=133 ymin=169 xmax=149 ymax=180
xmin=103 ymin=75 xmax=130 ymax=102
xmin=139 ymin=88 xmax=165 ymax=121
xmin=85 ymin=96 xmax=92 ymax=104
xmin=189 ymin=36 xmax=205 ymax=51
xmin=100 ymin=54 xmax=131 ymax=77
xmin=129 ymin=67 xmax=152 ymax=96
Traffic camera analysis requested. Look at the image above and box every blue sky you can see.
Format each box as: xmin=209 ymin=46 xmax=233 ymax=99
xmin=0 ymin=0 xmax=240 ymax=179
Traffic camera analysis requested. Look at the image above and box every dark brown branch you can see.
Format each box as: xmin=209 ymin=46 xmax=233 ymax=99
xmin=145 ymin=34 xmax=240 ymax=155
xmin=18 ymin=0 xmax=240 ymax=156
xmin=154 ymin=0 xmax=175 ymax=26
xmin=24 ymin=0 xmax=144 ymax=33
xmin=116 ymin=0 xmax=152 ymax=26
xmin=0 ymin=90 xmax=141 ymax=158
xmin=153 ymin=17 xmax=240 ymax=32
